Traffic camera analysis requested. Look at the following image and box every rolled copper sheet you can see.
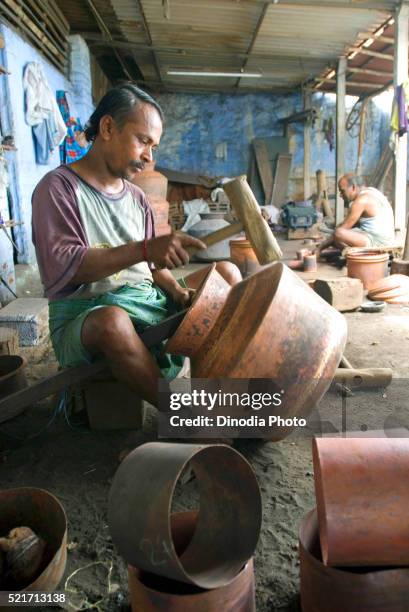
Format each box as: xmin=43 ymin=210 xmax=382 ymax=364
xmin=313 ymin=437 xmax=409 ymax=567
xmin=108 ymin=442 xmax=261 ymax=589
xmin=128 ymin=511 xmax=256 ymax=612
xmin=300 ymin=509 xmax=409 ymax=612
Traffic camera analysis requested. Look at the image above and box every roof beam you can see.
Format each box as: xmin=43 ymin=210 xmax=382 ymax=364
xmin=236 ymin=2 xmax=269 ymax=89
xmin=253 ymin=0 xmax=396 ymax=8
xmin=84 ymin=0 xmax=133 ymax=80
xmin=314 ymin=76 xmax=392 ymax=89
xmin=135 ymin=0 xmax=163 ymax=83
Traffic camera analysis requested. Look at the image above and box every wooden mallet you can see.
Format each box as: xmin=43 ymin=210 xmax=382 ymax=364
xmin=186 ymin=175 xmax=282 ymax=263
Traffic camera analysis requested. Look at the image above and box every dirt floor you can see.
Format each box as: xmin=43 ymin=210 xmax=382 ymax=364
xmin=1 ymin=246 xmax=409 ymax=611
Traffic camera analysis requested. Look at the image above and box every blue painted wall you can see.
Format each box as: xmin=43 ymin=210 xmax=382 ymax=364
xmin=155 ymin=90 xmax=390 ymax=202
xmin=0 ymin=24 xmax=93 ymax=264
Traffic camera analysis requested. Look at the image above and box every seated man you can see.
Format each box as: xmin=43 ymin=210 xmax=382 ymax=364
xmin=318 ymin=173 xmax=395 ymax=253
xmin=32 ymin=84 xmax=240 ymax=409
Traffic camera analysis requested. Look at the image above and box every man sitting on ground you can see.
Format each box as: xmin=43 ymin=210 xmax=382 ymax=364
xmin=317 ymin=173 xmax=395 ymax=253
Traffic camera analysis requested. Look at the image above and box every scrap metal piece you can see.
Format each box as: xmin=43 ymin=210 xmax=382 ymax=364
xmin=128 ymin=511 xmax=256 ymax=611
xmin=313 ymin=437 xmax=409 ymax=567
xmin=300 ymin=509 xmax=409 ymax=612
xmin=108 ymin=442 xmax=261 ymax=589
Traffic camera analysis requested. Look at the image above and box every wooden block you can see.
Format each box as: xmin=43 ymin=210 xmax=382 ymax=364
xmin=313 ymin=277 xmax=364 ymax=312
xmin=82 ymin=379 xmax=143 ymax=430
xmin=0 ymin=327 xmax=19 ymax=355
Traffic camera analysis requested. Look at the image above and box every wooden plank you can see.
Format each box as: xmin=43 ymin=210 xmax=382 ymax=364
xmin=253 ymin=139 xmax=273 ymax=205
xmin=393 ymin=3 xmax=409 ymax=234
xmin=303 ymin=90 xmax=312 ymax=200
xmin=335 ymin=56 xmax=347 ymax=225
xmin=270 ymin=153 xmax=292 ymax=208
xmin=0 ymin=309 xmax=188 ymax=424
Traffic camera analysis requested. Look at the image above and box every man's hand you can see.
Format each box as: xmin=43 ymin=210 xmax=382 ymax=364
xmin=169 ymin=286 xmax=196 ymax=307
xmin=147 ymin=232 xmax=206 ymax=269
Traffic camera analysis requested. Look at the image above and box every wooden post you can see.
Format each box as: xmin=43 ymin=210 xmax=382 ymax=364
xmin=335 ymin=56 xmax=347 ymax=226
xmin=303 ymin=89 xmax=312 ymax=200
xmin=393 ymin=3 xmax=409 ymax=234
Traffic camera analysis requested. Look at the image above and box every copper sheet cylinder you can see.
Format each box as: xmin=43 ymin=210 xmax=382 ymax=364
xmin=192 ymin=263 xmax=347 ymax=440
xmin=132 ymin=162 xmax=171 ymax=236
xmin=313 ymin=437 xmax=409 ymax=567
xmin=128 ymin=511 xmax=256 ymax=612
xmin=108 ymin=442 xmax=261 ymax=589
xmin=165 ymin=264 xmax=231 ymax=357
xmin=300 ymin=509 xmax=409 ymax=612
xmin=0 ymin=488 xmax=67 ymax=592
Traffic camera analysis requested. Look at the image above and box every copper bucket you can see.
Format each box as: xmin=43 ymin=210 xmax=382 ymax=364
xmin=128 ymin=511 xmax=256 ymax=611
xmin=192 ymin=263 xmax=347 ymax=439
xmin=0 ymin=487 xmax=67 ymax=591
xmin=165 ymin=264 xmax=231 ymax=357
xmin=300 ymin=509 xmax=409 ymax=612
xmin=108 ymin=442 xmax=261 ymax=589
xmin=313 ymin=437 xmax=409 ymax=567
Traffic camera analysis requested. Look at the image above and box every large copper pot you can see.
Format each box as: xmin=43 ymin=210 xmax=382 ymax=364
xmin=132 ymin=162 xmax=171 ymax=236
xmin=313 ymin=437 xmax=409 ymax=567
xmin=192 ymin=263 xmax=347 ymax=439
xmin=300 ymin=509 xmax=409 ymax=612
xmin=108 ymin=442 xmax=261 ymax=589
xmin=128 ymin=511 xmax=256 ymax=612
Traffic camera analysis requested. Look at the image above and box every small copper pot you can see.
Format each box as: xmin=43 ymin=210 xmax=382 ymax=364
xmin=165 ymin=264 xmax=230 ymax=357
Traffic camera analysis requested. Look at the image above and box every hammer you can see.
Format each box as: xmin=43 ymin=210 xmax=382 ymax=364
xmin=185 ymin=175 xmax=282 ymax=263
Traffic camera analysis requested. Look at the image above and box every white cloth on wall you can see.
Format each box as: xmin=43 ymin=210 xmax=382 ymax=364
xmin=23 ymin=62 xmax=67 ymax=145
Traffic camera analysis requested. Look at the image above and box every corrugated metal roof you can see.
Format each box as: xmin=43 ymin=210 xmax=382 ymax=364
xmin=56 ymin=0 xmax=400 ymax=94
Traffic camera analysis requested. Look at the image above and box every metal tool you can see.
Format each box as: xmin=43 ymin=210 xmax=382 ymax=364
xmin=0 ymin=273 xmax=17 ymax=298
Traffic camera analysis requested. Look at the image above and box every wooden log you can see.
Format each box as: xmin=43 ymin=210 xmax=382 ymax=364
xmin=334 ymin=368 xmax=392 ymax=388
xmin=316 ymin=170 xmax=333 ymax=219
xmin=313 ymin=277 xmax=364 ymax=312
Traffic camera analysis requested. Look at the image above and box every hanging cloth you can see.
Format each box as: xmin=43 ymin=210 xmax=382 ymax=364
xmin=56 ymin=90 xmax=89 ymax=163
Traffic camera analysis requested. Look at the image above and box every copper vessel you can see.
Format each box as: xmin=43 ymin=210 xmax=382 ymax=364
xmin=229 ymin=237 xmax=262 ymax=278
xmin=300 ymin=509 xmax=409 ymax=612
xmin=108 ymin=442 xmax=261 ymax=589
xmin=0 ymin=488 xmax=67 ymax=591
xmin=165 ymin=264 xmax=230 ymax=357
xmin=128 ymin=511 xmax=256 ymax=612
xmin=132 ymin=162 xmax=171 ymax=236
xmin=192 ymin=263 xmax=347 ymax=439
xmin=313 ymin=437 xmax=409 ymax=567
xmin=346 ymin=250 xmax=389 ymax=289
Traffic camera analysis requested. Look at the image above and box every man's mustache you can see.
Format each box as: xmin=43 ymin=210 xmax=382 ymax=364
xmin=130 ymin=161 xmax=145 ymax=171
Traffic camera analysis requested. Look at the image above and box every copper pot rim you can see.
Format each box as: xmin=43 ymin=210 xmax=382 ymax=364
xmin=0 ymin=355 xmax=27 ymax=383
xmin=346 ymin=251 xmax=389 ymax=262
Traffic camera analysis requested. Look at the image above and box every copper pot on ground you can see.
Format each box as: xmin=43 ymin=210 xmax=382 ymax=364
xmin=313 ymin=437 xmax=409 ymax=567
xmin=108 ymin=442 xmax=261 ymax=589
xmin=229 ymin=237 xmax=263 ymax=278
xmin=132 ymin=162 xmax=171 ymax=236
xmin=346 ymin=250 xmax=389 ymax=290
xmin=128 ymin=511 xmax=256 ymax=612
xmin=300 ymin=509 xmax=409 ymax=612
xmin=165 ymin=264 xmax=231 ymax=357
xmin=0 ymin=488 xmax=67 ymax=591
xmin=191 ymin=263 xmax=347 ymax=440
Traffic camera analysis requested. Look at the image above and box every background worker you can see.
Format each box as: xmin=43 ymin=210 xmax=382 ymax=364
xmin=32 ymin=84 xmax=240 ymax=409
xmin=317 ymin=173 xmax=395 ymax=253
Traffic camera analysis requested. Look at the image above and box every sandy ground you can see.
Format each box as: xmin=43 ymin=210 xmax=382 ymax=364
xmin=1 ymin=253 xmax=408 ymax=611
